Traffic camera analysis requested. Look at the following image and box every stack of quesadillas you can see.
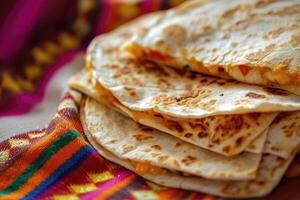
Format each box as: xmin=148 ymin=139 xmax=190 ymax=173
xmin=69 ymin=0 xmax=300 ymax=198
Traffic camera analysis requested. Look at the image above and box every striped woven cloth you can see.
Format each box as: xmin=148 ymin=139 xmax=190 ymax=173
xmin=0 ymin=1 xmax=300 ymax=199
xmin=0 ymin=90 xmax=214 ymax=200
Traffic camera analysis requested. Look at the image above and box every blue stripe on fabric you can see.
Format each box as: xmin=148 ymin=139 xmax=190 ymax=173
xmin=21 ymin=145 xmax=94 ymax=200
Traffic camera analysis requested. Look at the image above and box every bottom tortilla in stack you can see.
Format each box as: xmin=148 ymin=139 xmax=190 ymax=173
xmin=80 ymin=97 xmax=298 ymax=198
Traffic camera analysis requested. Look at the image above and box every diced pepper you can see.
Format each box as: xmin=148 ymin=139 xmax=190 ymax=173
xmin=239 ymin=65 xmax=249 ymax=76
xmin=148 ymin=50 xmax=171 ymax=61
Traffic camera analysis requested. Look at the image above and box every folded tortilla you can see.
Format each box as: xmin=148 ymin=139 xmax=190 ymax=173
xmin=81 ymin=97 xmax=297 ymax=198
xmin=69 ymin=69 xmax=272 ymax=156
xmin=125 ymin=0 xmax=300 ymax=95
xmin=264 ymin=112 xmax=300 ymax=159
xmin=83 ymin=14 xmax=300 ymax=156
xmin=82 ymin=97 xmax=262 ymax=180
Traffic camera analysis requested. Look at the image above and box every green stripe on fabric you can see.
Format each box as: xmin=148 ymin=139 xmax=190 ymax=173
xmin=0 ymin=130 xmax=80 ymax=195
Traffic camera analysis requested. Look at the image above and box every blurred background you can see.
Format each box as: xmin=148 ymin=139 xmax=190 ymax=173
xmin=0 ymin=0 xmax=184 ymax=139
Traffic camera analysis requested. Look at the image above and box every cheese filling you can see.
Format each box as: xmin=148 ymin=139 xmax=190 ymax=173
xmin=126 ymin=43 xmax=297 ymax=88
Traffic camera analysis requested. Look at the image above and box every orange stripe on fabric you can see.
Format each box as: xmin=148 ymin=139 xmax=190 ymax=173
xmin=95 ymin=174 xmax=136 ymax=200
xmin=2 ymin=136 xmax=83 ymax=199
xmin=0 ymin=120 xmax=73 ymax=189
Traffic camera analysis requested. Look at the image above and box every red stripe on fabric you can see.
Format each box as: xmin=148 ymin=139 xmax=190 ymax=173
xmin=37 ymin=151 xmax=111 ymax=198
xmin=1 ymin=137 xmax=83 ymax=199
xmin=0 ymin=127 xmax=67 ymax=189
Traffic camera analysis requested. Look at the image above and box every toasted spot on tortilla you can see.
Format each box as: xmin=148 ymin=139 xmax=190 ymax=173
xmin=271 ymin=146 xmax=281 ymax=152
xmin=246 ymin=92 xmax=266 ymax=99
xmin=163 ymin=24 xmax=187 ymax=41
xmin=175 ymin=142 xmax=182 ymax=147
xmin=166 ymin=120 xmax=184 ymax=133
xmin=181 ymin=156 xmax=197 ymax=166
xmin=151 ymin=145 xmax=162 ymax=150
xmin=265 ymin=87 xmax=289 ymax=95
xmin=108 ymin=139 xmax=117 ymax=144
xmin=122 ymin=144 xmax=134 ymax=152
xmin=236 ymin=136 xmax=245 ymax=147
xmin=222 ymin=146 xmax=231 ymax=153
xmin=213 ymin=115 xmax=244 ymax=142
xmin=158 ymin=155 xmax=169 ymax=161
xmin=184 ymin=133 xmax=193 ymax=138
xmin=133 ymin=134 xmax=154 ymax=141
xmin=197 ymin=131 xmax=208 ymax=138
xmin=139 ymin=125 xmax=154 ymax=132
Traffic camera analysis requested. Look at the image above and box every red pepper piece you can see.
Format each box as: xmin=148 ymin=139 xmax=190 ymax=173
xmin=239 ymin=65 xmax=249 ymax=76
xmin=149 ymin=50 xmax=170 ymax=61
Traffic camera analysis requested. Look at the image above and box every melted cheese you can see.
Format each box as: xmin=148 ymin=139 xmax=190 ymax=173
xmin=130 ymin=161 xmax=168 ymax=175
xmin=127 ymin=44 xmax=297 ymax=91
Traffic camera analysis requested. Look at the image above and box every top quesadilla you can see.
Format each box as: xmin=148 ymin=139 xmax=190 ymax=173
xmin=88 ymin=6 xmax=300 ymax=118
xmin=125 ymin=0 xmax=300 ymax=95
xmin=79 ymin=10 xmax=300 ymax=156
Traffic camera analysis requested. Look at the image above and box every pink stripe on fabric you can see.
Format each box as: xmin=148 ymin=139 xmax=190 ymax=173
xmin=0 ymin=50 xmax=81 ymax=118
xmin=95 ymin=0 xmax=110 ymax=35
xmin=80 ymin=169 xmax=135 ymax=199
xmin=0 ymin=0 xmax=50 ymax=60
xmin=141 ymin=0 xmax=154 ymax=13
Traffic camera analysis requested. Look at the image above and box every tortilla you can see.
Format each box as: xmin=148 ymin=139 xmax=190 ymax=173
xmin=90 ymin=32 xmax=300 ymax=118
xmin=85 ymin=13 xmax=300 ymax=157
xmin=69 ymin=70 xmax=271 ymax=156
xmin=89 ymin=141 xmax=295 ymax=198
xmin=246 ymin=128 xmax=268 ymax=154
xmin=81 ymin=98 xmax=296 ymax=198
xmin=82 ymin=97 xmax=262 ymax=180
xmin=264 ymin=112 xmax=300 ymax=159
xmin=125 ymin=0 xmax=300 ymax=95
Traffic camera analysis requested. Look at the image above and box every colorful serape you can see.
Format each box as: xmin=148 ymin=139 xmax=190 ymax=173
xmin=0 ymin=90 xmax=214 ymax=200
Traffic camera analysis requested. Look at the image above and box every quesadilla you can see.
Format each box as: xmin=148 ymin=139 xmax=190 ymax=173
xmin=81 ymin=97 xmax=298 ymax=198
xmin=264 ymin=112 xmax=300 ymax=159
xmin=68 ymin=2 xmax=300 ymax=197
xmin=82 ymin=97 xmax=262 ymax=180
xmin=125 ymin=0 xmax=300 ymax=95
xmin=70 ymin=69 xmax=270 ymax=156
xmin=80 ymin=13 xmax=300 ymax=156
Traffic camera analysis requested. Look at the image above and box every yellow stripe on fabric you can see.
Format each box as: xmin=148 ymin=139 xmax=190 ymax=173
xmin=1 ymin=134 xmax=83 ymax=199
xmin=0 ymin=126 xmax=68 ymax=189
xmin=0 ymin=131 xmax=79 ymax=196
